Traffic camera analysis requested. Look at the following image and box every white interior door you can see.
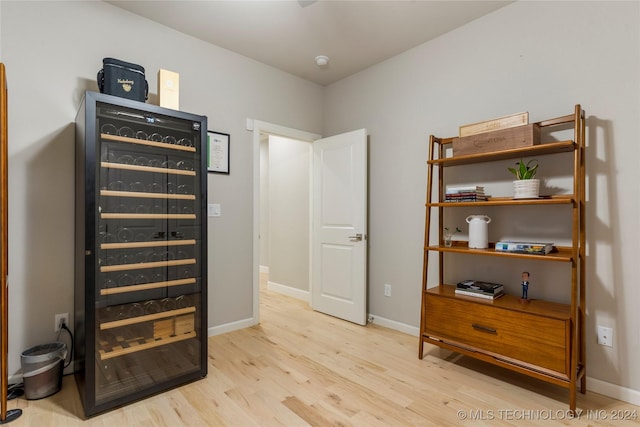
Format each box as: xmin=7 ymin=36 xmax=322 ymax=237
xmin=311 ymin=129 xmax=367 ymax=325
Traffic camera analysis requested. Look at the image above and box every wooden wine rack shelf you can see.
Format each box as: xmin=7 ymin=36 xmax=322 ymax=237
xmin=99 ymin=331 xmax=196 ymax=360
xmin=101 ymin=161 xmax=196 ymax=176
xmin=100 ymin=278 xmax=197 ymax=296
xmin=101 ymin=239 xmax=197 ymax=251
xmin=101 ymin=213 xmax=196 ymax=220
xmin=100 ymin=306 xmax=196 ymax=330
xmin=102 ymin=133 xmax=196 ymax=153
xmin=100 ymin=258 xmax=196 ymax=273
xmin=100 ymin=190 xmax=196 ymax=200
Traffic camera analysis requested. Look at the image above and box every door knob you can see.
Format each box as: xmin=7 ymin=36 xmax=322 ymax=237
xmin=348 ymin=233 xmax=363 ymax=242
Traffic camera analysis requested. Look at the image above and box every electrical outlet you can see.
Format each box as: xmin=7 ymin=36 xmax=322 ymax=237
xmin=384 ymin=284 xmax=391 ymax=297
xmin=597 ymin=325 xmax=613 ymax=347
xmin=54 ymin=313 xmax=69 ymax=333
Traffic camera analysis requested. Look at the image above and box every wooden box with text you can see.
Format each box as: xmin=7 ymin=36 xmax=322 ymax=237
xmin=459 ymin=112 xmax=528 ymax=137
xmin=452 ymin=123 xmax=540 ymax=157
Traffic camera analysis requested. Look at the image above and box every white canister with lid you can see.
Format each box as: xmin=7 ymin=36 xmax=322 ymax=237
xmin=466 ymin=215 xmax=491 ymax=249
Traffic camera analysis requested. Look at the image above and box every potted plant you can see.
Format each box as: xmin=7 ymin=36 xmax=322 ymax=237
xmin=443 ymin=226 xmax=461 ymax=247
xmin=508 ymin=159 xmax=540 ymax=199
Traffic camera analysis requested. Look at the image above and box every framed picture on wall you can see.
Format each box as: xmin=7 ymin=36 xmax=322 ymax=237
xmin=207 ymin=131 xmax=230 ymax=174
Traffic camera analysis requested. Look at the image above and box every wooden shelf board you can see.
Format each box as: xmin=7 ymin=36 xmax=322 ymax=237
xmin=100 ymin=258 xmax=196 ymax=273
xmin=101 ymin=161 xmax=196 ymax=176
xmin=425 ymin=284 xmax=571 ymax=320
xmin=428 ymin=195 xmax=575 ymax=207
xmin=100 ymin=278 xmax=197 ymax=296
xmin=100 ymin=306 xmax=196 ymax=330
xmin=100 ymin=190 xmax=196 ymax=200
xmin=101 ymin=213 xmax=196 ymax=220
xmin=424 ymin=244 xmax=574 ymax=262
xmin=427 ymin=140 xmax=576 ymax=166
xmin=102 ymin=133 xmax=196 ymax=153
xmin=99 ymin=331 xmax=196 ymax=360
xmin=101 ymin=239 xmax=197 ymax=250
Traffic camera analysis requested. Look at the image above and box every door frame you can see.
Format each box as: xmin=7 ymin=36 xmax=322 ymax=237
xmin=251 ymin=120 xmax=321 ymax=324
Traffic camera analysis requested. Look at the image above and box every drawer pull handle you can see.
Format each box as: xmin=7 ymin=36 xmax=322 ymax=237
xmin=472 ymin=323 xmax=497 ymax=334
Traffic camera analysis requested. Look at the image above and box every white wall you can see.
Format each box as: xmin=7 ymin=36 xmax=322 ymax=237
xmin=267 ymin=135 xmax=310 ymax=293
xmin=0 ymin=1 xmax=323 ymax=377
xmin=323 ymin=1 xmax=640 ymax=395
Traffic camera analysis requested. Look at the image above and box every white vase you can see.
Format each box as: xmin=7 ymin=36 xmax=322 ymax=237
xmin=513 ymin=179 xmax=540 ymax=199
xmin=466 ymin=215 xmax=491 ymax=249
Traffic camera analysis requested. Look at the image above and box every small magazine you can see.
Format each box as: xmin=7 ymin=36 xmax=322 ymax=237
xmin=445 ymin=185 xmax=485 ymax=194
xmin=495 ymin=241 xmax=554 ymax=255
xmin=456 ymin=280 xmax=504 ymax=294
xmin=455 ymin=288 xmax=504 ymax=300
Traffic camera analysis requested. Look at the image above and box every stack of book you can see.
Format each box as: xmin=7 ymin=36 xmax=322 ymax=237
xmin=455 ymin=280 xmax=504 ymax=300
xmin=445 ymin=185 xmax=487 ymax=202
xmin=495 ymin=241 xmax=554 ymax=255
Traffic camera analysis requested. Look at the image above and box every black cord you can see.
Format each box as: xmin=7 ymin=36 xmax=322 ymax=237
xmin=7 ymin=382 xmax=24 ymax=400
xmin=56 ymin=322 xmax=74 ymax=369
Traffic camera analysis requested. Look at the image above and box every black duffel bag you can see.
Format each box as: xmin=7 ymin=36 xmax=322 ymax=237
xmin=97 ymin=57 xmax=148 ymax=102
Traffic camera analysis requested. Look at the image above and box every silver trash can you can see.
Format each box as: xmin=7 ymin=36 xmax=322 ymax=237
xmin=21 ymin=342 xmax=67 ymax=400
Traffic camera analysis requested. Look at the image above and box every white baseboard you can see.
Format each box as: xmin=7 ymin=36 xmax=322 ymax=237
xmin=367 ymin=312 xmax=640 ymax=407
xmin=208 ymin=317 xmax=257 ymax=337
xmin=587 ymin=376 xmax=640 ymax=406
xmin=368 ymin=313 xmax=420 ymax=337
xmin=259 ymin=265 xmax=269 ymax=274
xmin=267 ymin=281 xmax=309 ymax=302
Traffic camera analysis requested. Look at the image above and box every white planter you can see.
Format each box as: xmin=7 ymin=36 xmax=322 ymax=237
xmin=513 ymin=179 xmax=540 ymax=199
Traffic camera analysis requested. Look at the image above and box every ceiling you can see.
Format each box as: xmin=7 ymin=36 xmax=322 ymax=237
xmin=107 ymin=0 xmax=513 ymax=86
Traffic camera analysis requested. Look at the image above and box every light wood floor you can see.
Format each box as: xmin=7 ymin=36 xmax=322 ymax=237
xmin=6 ymin=276 xmax=640 ymax=426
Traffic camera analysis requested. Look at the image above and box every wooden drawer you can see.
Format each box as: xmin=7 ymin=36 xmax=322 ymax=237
xmin=424 ymin=293 xmax=569 ymax=375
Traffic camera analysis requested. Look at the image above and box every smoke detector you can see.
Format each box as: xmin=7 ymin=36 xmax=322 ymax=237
xmin=315 ymin=55 xmax=329 ymax=67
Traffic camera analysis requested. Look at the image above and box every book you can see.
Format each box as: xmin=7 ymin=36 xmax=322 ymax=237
xmin=445 ymin=189 xmax=488 ymax=202
xmin=495 ymin=241 xmax=554 ymax=255
xmin=445 ymin=191 xmax=485 ymax=196
xmin=445 ymin=195 xmax=488 ymax=202
xmin=455 ymin=288 xmax=504 ymax=300
xmin=445 ymin=193 xmax=486 ymax=199
xmin=446 ymin=185 xmax=484 ymax=194
xmin=444 ymin=197 xmax=488 ymax=202
xmin=456 ymin=280 xmax=504 ymax=294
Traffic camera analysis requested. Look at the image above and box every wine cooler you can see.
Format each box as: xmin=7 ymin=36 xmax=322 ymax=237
xmin=74 ymin=91 xmax=207 ymax=416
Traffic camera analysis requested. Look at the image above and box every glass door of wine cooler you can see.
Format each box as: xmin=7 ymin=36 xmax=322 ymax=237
xmin=75 ymin=92 xmax=207 ymax=416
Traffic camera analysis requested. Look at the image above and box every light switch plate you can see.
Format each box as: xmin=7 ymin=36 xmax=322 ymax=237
xmin=208 ymin=203 xmax=221 ymax=217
